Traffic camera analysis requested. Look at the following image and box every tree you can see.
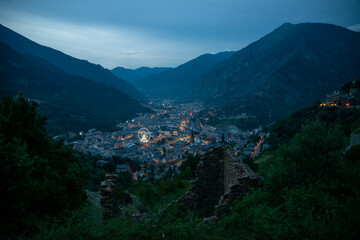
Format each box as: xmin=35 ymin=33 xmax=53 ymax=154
xmin=106 ymin=158 xmax=116 ymax=172
xmin=265 ymin=122 xmax=346 ymax=198
xmin=0 ymin=95 xmax=86 ymax=238
xmin=213 ymin=121 xmax=360 ymax=239
xmin=0 ymin=95 xmax=49 ymax=156
xmin=179 ymin=154 xmax=201 ymax=179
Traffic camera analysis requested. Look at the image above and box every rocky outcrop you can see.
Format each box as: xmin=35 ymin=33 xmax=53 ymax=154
xmin=216 ymin=149 xmax=260 ymax=216
xmin=216 ymin=173 xmax=260 ymax=217
xmin=99 ymin=174 xmax=140 ymax=221
xmin=178 ymin=148 xmax=226 ymax=217
xmin=178 ymin=147 xmax=260 ymax=218
xmin=100 ymin=173 xmax=119 ymax=220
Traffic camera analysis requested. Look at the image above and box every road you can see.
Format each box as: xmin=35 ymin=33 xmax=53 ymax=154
xmin=252 ymin=139 xmax=264 ymax=157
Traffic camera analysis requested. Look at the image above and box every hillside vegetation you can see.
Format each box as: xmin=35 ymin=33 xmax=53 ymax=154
xmin=3 ymin=93 xmax=358 ymax=239
xmin=0 ymin=42 xmax=150 ymax=136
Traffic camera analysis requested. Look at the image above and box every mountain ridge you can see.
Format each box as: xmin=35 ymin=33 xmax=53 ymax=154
xmin=0 ymin=41 xmax=150 ymax=135
xmin=0 ymin=24 xmax=145 ymax=101
xmin=111 ymin=66 xmax=171 ymax=84
xmin=135 ymin=51 xmax=234 ymax=99
xmin=192 ymin=22 xmax=360 ymax=128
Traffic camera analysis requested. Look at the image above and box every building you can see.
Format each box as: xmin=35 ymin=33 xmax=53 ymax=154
xmin=321 ymin=91 xmax=360 ymax=107
xmin=116 ymin=164 xmax=129 ymax=173
xmin=350 ymin=131 xmax=360 ymax=147
xmin=95 ymin=160 xmax=108 ymax=168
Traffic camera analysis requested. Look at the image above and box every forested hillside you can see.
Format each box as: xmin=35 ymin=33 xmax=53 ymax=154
xmin=193 ymin=23 xmax=360 ymax=128
xmin=0 ymin=42 xmax=150 ymax=136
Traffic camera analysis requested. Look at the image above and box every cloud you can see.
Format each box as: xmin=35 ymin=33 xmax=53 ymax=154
xmin=1 ymin=0 xmax=359 ymax=68
xmin=348 ymin=24 xmax=360 ymax=32
xmin=0 ymin=11 xmax=235 ymax=69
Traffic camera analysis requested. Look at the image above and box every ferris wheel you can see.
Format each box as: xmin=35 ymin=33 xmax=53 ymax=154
xmin=138 ymin=127 xmax=151 ymax=143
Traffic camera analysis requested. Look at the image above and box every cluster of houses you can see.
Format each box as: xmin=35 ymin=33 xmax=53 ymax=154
xmin=67 ymin=99 xmax=267 ymax=180
xmin=320 ymin=90 xmax=360 ymax=108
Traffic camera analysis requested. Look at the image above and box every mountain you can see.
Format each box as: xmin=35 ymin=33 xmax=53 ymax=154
xmin=0 ymin=41 xmax=150 ymax=136
xmin=0 ymin=24 xmax=145 ymax=101
xmin=135 ymin=51 xmax=234 ymax=99
xmin=193 ymin=23 xmax=360 ymax=127
xmin=111 ymin=66 xmax=171 ymax=84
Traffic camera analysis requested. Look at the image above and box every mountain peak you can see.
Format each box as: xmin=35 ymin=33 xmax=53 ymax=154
xmin=111 ymin=66 xmax=171 ymax=84
xmin=278 ymin=22 xmax=293 ymax=28
xmin=192 ymin=22 xmax=360 ymax=129
xmin=134 ymin=51 xmax=234 ymax=98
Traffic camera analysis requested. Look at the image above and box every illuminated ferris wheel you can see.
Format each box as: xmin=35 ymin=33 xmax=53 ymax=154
xmin=138 ymin=127 xmax=151 ymax=143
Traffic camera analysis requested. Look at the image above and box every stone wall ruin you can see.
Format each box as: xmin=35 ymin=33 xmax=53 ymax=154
xmin=178 ymin=147 xmax=261 ymax=218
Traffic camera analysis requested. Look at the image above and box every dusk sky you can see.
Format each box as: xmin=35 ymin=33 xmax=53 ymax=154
xmin=0 ymin=0 xmax=359 ymax=69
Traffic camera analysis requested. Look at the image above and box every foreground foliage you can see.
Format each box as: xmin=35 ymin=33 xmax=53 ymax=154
xmin=0 ymin=95 xmax=86 ymax=238
xmin=36 ymin=122 xmax=360 ymax=240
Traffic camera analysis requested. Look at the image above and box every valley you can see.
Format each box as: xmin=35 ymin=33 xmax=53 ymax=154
xmin=1 ymin=4 xmax=360 ymax=238
xmin=67 ymin=99 xmax=265 ymax=179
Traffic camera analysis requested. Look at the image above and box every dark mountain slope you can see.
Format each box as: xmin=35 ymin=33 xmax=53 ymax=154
xmin=0 ymin=24 xmax=145 ymax=101
xmin=0 ymin=42 xmax=149 ymax=135
xmin=135 ymin=51 xmax=234 ymax=99
xmin=111 ymin=66 xmax=171 ymax=84
xmin=193 ymin=23 xmax=360 ymax=127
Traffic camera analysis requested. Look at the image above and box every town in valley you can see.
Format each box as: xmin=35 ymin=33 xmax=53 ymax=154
xmin=64 ymin=99 xmax=267 ymax=180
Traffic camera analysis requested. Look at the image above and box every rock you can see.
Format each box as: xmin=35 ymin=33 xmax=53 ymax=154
xmin=99 ymin=173 xmax=119 ymax=220
xmin=176 ymin=147 xmax=261 ymax=218
xmin=85 ymin=190 xmax=101 ymax=207
xmin=202 ymin=216 xmax=218 ymax=224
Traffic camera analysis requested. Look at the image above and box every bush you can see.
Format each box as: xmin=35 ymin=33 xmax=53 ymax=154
xmin=179 ymin=154 xmax=201 ymax=179
xmin=0 ymin=95 xmax=86 ymax=238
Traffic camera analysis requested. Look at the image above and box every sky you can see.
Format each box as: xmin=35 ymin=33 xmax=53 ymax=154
xmin=0 ymin=0 xmax=359 ymax=69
